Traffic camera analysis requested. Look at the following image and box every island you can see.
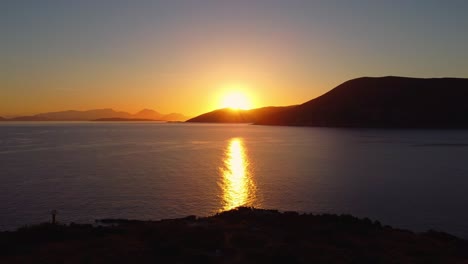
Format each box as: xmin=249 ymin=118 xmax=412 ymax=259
xmin=0 ymin=108 xmax=189 ymax=122
xmin=188 ymin=76 xmax=468 ymax=128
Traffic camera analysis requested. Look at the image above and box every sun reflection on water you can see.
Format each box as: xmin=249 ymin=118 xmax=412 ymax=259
xmin=220 ymin=138 xmax=256 ymax=211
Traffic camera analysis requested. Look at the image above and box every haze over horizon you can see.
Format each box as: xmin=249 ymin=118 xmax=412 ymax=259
xmin=2 ymin=1 xmax=468 ymax=117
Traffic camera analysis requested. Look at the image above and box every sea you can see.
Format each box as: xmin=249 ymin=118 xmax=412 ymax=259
xmin=1 ymin=122 xmax=468 ymax=238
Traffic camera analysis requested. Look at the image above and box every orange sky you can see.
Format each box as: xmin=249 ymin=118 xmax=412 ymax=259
xmin=2 ymin=1 xmax=468 ymax=117
xmin=2 ymin=50 xmax=338 ymax=116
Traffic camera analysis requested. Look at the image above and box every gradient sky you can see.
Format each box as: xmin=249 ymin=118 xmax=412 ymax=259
xmin=2 ymin=0 xmax=468 ymax=116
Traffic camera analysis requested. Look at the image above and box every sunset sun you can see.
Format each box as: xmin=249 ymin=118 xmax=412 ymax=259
xmin=221 ymin=91 xmax=252 ymax=110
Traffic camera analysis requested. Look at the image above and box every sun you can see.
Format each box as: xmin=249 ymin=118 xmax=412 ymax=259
xmin=221 ymin=91 xmax=252 ymax=110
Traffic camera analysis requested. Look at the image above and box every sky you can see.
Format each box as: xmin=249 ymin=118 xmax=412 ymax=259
xmin=2 ymin=0 xmax=468 ymax=117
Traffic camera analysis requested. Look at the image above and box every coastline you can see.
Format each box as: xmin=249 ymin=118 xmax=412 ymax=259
xmin=1 ymin=207 xmax=467 ymax=263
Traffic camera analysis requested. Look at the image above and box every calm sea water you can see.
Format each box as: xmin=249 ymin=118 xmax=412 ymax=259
xmin=1 ymin=122 xmax=468 ymax=238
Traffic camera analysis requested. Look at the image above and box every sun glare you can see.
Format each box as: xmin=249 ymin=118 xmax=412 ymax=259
xmin=221 ymin=91 xmax=252 ymax=110
xmin=220 ymin=138 xmax=256 ymax=211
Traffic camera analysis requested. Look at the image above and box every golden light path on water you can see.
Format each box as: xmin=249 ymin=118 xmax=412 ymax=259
xmin=220 ymin=138 xmax=257 ymax=211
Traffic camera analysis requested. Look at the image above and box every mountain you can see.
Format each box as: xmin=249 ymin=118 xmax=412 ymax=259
xmin=189 ymin=76 xmax=468 ymax=128
xmin=133 ymin=109 xmax=162 ymax=120
xmin=133 ymin=109 xmax=189 ymax=121
xmin=256 ymin=76 xmax=468 ymax=128
xmin=4 ymin=108 xmax=189 ymax=121
xmin=187 ymin=106 xmax=295 ymax=123
xmin=133 ymin=110 xmax=190 ymax=121
xmin=92 ymin=118 xmax=158 ymax=122
xmin=0 ymin=116 xmax=5 ymax=121
xmin=36 ymin=109 xmax=133 ymax=121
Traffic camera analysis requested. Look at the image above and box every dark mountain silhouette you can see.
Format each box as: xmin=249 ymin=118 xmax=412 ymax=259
xmin=0 ymin=116 xmax=5 ymax=121
xmin=188 ymin=76 xmax=468 ymax=128
xmin=3 ymin=109 xmax=189 ymax=122
xmin=187 ymin=106 xmax=296 ymax=123
xmin=255 ymin=76 xmax=468 ymax=128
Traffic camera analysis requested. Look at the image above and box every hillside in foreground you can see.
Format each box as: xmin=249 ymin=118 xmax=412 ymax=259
xmin=1 ymin=207 xmax=467 ymax=263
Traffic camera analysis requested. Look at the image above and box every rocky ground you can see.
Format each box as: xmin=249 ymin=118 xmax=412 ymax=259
xmin=1 ymin=207 xmax=468 ymax=263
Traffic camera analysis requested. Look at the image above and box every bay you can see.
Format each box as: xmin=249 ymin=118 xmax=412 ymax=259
xmin=1 ymin=122 xmax=468 ymax=238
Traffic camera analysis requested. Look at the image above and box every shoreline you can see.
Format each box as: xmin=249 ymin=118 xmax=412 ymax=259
xmin=1 ymin=207 xmax=467 ymax=263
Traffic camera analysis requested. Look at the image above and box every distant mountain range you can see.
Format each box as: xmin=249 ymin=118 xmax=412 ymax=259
xmin=188 ymin=76 xmax=468 ymax=128
xmin=0 ymin=109 xmax=189 ymax=122
xmin=91 ymin=118 xmax=158 ymax=122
